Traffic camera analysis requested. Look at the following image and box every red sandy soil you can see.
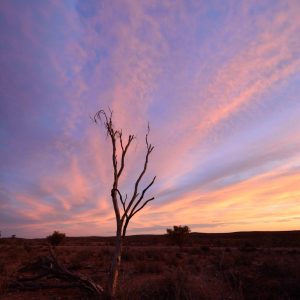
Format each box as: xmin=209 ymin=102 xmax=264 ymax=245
xmin=1 ymin=231 xmax=300 ymax=299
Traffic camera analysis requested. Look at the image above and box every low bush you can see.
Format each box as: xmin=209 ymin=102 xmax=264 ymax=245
xmin=46 ymin=231 xmax=66 ymax=247
xmin=166 ymin=225 xmax=191 ymax=248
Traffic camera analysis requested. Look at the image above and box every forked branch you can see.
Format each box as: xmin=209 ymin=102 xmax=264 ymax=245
xmin=94 ymin=109 xmax=156 ymax=228
xmin=93 ymin=109 xmax=156 ymax=297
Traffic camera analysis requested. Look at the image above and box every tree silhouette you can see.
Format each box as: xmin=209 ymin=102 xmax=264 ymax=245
xmin=46 ymin=231 xmax=66 ymax=247
xmin=166 ymin=225 xmax=191 ymax=249
xmin=93 ymin=109 xmax=156 ymax=298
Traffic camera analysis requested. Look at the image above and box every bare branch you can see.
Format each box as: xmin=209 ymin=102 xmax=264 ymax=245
xmin=125 ymin=128 xmax=154 ymax=215
xmin=127 ymin=176 xmax=156 ymax=218
xmin=131 ymin=197 xmax=155 ymax=218
xmin=93 ymin=109 xmax=109 ymax=128
xmin=117 ymin=134 xmax=134 ymax=179
xmin=113 ymin=188 xmax=123 ymax=204
xmin=94 ymin=109 xmax=156 ymax=297
xmin=94 ymin=109 xmax=121 ymax=222
xmin=10 ymin=247 xmax=104 ymax=295
xmin=146 ymin=122 xmax=150 ymax=147
xmin=122 ymin=176 xmax=156 ymax=237
xmin=118 ymin=130 xmax=124 ymax=151
xmin=122 ymin=197 xmax=155 ymax=238
xmin=138 ymin=176 xmax=156 ymax=203
xmin=113 ymin=188 xmax=128 ymax=217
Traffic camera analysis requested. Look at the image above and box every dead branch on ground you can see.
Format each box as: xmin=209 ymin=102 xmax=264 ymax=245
xmin=8 ymin=247 xmax=103 ymax=296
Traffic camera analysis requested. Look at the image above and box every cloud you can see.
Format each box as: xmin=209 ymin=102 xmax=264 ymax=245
xmin=150 ymin=1 xmax=300 ymax=183
xmin=1 ymin=0 xmax=300 ymax=237
xmin=141 ymin=162 xmax=300 ymax=233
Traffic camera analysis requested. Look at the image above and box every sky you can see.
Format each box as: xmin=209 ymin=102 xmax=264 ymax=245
xmin=1 ymin=0 xmax=300 ymax=238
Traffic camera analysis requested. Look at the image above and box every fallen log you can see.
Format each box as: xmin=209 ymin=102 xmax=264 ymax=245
xmin=8 ymin=246 xmax=104 ymax=296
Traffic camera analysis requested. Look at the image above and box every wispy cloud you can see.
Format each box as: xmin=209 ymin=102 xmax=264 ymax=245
xmin=1 ymin=0 xmax=300 ymax=237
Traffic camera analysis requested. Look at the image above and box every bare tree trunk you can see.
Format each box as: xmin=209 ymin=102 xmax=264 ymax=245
xmin=93 ymin=110 xmax=156 ymax=299
xmin=109 ymin=223 xmax=123 ymax=299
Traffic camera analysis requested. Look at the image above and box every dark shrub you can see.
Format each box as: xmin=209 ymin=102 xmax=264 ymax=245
xmin=166 ymin=225 xmax=191 ymax=248
xmin=46 ymin=231 xmax=66 ymax=246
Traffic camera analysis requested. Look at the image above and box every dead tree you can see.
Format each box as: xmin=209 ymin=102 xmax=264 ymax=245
xmin=8 ymin=246 xmax=104 ymax=296
xmin=93 ymin=109 xmax=156 ymax=298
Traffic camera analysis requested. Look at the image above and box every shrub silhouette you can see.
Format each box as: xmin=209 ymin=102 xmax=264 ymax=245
xmin=166 ymin=225 xmax=191 ymax=248
xmin=46 ymin=231 xmax=66 ymax=247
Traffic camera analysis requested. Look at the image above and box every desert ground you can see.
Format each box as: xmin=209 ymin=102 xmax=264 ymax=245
xmin=1 ymin=231 xmax=300 ymax=300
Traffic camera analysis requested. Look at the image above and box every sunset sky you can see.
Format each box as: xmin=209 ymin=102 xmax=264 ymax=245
xmin=1 ymin=0 xmax=300 ymax=238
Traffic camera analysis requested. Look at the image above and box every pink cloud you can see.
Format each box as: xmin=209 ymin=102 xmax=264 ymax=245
xmin=2 ymin=1 xmax=300 ymax=237
xmin=149 ymin=3 xmax=300 ymax=184
xmin=138 ymin=160 xmax=300 ymax=232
